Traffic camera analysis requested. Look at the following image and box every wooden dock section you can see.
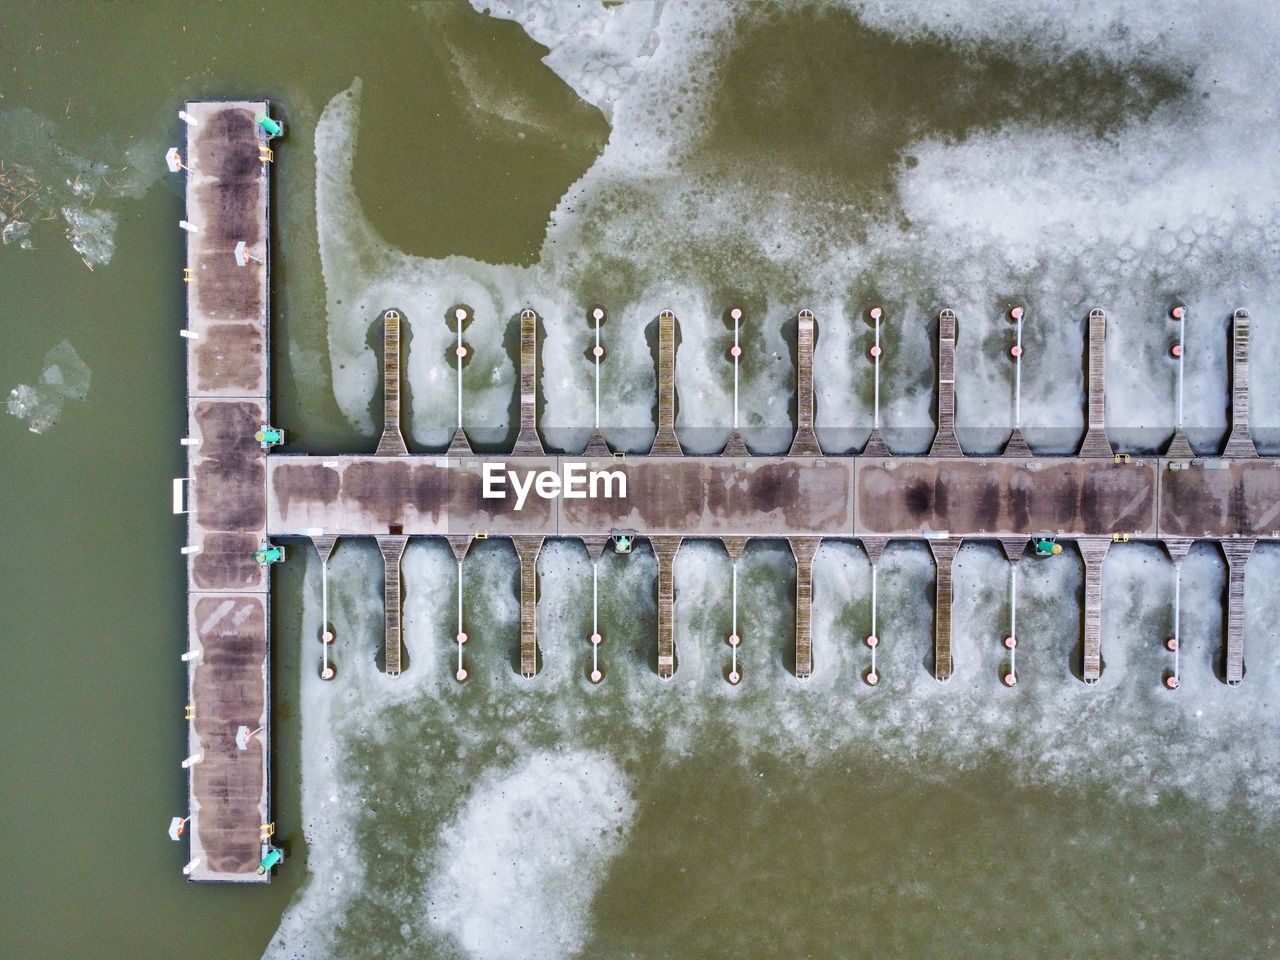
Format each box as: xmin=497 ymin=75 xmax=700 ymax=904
xmin=929 ymin=310 xmax=963 ymax=457
xmin=513 ymin=535 xmax=544 ymax=677
xmin=375 ymin=309 xmax=408 ymax=456
xmin=650 ymin=311 xmax=683 ymax=456
xmin=180 ymin=99 xmax=273 ymax=882
xmin=789 ymin=537 xmax=821 ymax=678
xmin=377 ymin=536 xmax=408 ymax=676
xmin=1223 ymin=309 xmax=1258 ymax=459
xmin=789 ymin=310 xmax=822 ymax=456
xmin=1079 ymin=309 xmax=1114 ymax=457
xmin=928 ymin=538 xmax=961 ymax=680
xmin=1078 ymin=537 xmax=1111 ymax=682
xmin=651 ymin=536 xmax=682 ymax=678
xmin=512 ymin=310 xmax=544 ymax=456
xmin=1221 ymin=538 xmax=1255 ymax=685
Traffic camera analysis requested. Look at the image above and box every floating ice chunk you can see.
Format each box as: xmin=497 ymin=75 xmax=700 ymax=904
xmin=6 ymin=339 xmax=90 ymax=434
xmin=2 ymin=220 xmax=31 ymax=246
xmin=61 ymin=206 xmax=117 ymax=266
xmin=40 ymin=339 xmax=91 ymax=400
xmin=425 ymin=750 xmax=635 ymax=960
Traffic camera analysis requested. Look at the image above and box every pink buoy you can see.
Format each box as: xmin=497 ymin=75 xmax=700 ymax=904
xmin=320 ymin=665 xmax=336 ymax=681
xmin=1010 ymin=306 xmax=1024 ymax=320
xmin=731 ymin=307 xmax=743 ymax=321
xmin=1171 ymin=305 xmax=1185 ymax=320
xmin=1004 ymin=635 xmax=1016 ymax=649
xmin=456 ymin=632 xmax=468 ymax=645
xmin=869 ymin=345 xmax=881 ymax=359
xmin=730 ymin=345 xmax=742 ymax=358
xmin=1004 ymin=672 xmax=1017 ymax=686
xmin=729 ymin=670 xmax=740 ymax=684
xmin=1170 ymin=343 xmax=1182 ymax=358
xmin=454 ymin=307 xmax=468 ymax=322
xmin=456 ymin=667 xmax=469 ymax=682
xmin=456 ymin=345 xmax=467 ymax=358
xmin=866 ymin=671 xmax=879 ymax=686
xmin=728 ymin=633 xmax=740 ymax=647
xmin=870 ymin=306 xmax=882 ymax=320
xmin=1010 ymin=344 xmax=1023 ymax=358
xmin=322 ymin=630 xmax=334 ymax=645
xmin=1165 ymin=636 xmax=1177 ymax=651
xmin=590 ymin=668 xmax=603 ymax=683
xmin=865 ymin=634 xmax=878 ymax=648
xmin=590 ymin=633 xmax=602 ymax=646
xmin=592 ymin=345 xmax=604 ymax=358
xmin=593 ymin=307 xmax=605 ymax=321
xmin=1165 ymin=675 xmax=1180 ymax=689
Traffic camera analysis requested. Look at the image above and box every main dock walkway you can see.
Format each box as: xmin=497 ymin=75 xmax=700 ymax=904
xmin=173 ymin=96 xmax=1277 ymax=882
xmin=176 ymin=100 xmax=274 ymax=883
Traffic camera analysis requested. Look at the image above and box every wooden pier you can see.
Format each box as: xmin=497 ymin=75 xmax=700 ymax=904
xmin=1079 ymin=309 xmax=1114 ymax=457
xmin=650 ymin=311 xmax=683 ymax=456
xmin=375 ymin=309 xmax=408 ymax=457
xmin=652 ymin=536 xmax=682 ymax=678
xmin=1221 ymin=538 xmax=1255 ymax=685
xmin=928 ymin=538 xmax=961 ymax=680
xmin=1223 ymin=309 xmax=1258 ymax=459
xmin=789 ymin=310 xmax=821 ymax=456
xmin=377 ymin=536 xmax=409 ymax=676
xmin=929 ymin=309 xmax=963 ymax=457
xmin=512 ymin=309 xmax=544 ymax=457
xmin=178 ymin=100 xmax=273 ymax=883
xmin=513 ymin=535 xmax=544 ymax=677
xmin=789 ymin=537 xmax=821 ymax=678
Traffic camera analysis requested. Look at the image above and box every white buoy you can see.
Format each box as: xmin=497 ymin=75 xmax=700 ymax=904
xmin=165 ymin=147 xmax=184 ymax=172
xmin=178 ymin=110 xmax=198 ymax=126
xmin=181 ymin=752 xmax=203 ymax=769
xmin=183 ymin=858 xmax=201 ymax=876
xmin=168 ymin=816 xmax=189 ymax=841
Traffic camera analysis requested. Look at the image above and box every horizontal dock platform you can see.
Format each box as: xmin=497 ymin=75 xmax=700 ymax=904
xmin=265 ymin=453 xmax=1257 ymax=540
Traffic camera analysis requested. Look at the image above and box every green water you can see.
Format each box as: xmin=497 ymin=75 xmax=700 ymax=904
xmin=2 ymin=3 xmax=1278 ymax=959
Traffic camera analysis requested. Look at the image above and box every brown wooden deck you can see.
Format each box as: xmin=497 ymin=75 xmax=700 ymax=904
xmin=650 ymin=311 xmax=683 ymax=456
xmin=789 ymin=537 xmax=821 ymax=678
xmin=1079 ymin=309 xmax=1113 ymax=457
xmin=375 ymin=309 xmax=408 ymax=457
xmin=513 ymin=535 xmax=544 ymax=677
xmin=929 ymin=309 xmax=962 ymax=457
xmin=180 ymin=99 xmax=272 ymax=883
xmin=651 ymin=536 xmax=682 ymax=678
xmin=789 ymin=310 xmax=821 ymax=456
xmin=928 ymin=538 xmax=961 ymax=680
xmin=512 ymin=310 xmax=544 ymax=457
xmin=377 ymin=535 xmax=409 ymax=676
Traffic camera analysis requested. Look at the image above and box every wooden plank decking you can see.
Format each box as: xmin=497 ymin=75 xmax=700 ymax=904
xmin=1223 ymin=309 xmax=1258 ymax=459
xmin=375 ymin=309 xmax=408 ymax=456
xmin=789 ymin=537 xmax=821 ymax=678
xmin=929 ymin=310 xmax=963 ymax=457
xmin=928 ymin=538 xmax=961 ymax=680
xmin=651 ymin=536 xmax=682 ymax=678
xmin=1221 ymin=538 xmax=1255 ymax=685
xmin=181 ymin=99 xmax=272 ymax=883
xmin=1079 ymin=309 xmax=1114 ymax=457
xmin=1078 ymin=537 xmax=1111 ymax=682
xmin=377 ymin=535 xmax=409 ymax=676
xmin=789 ymin=310 xmax=821 ymax=456
xmin=511 ymin=310 xmax=544 ymax=457
xmin=649 ymin=311 xmax=683 ymax=456
xmin=513 ymin=535 xmax=544 ymax=677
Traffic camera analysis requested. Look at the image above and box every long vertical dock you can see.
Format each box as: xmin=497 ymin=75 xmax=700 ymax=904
xmin=789 ymin=310 xmax=821 ymax=456
xmin=650 ymin=311 xmax=683 ymax=456
xmin=179 ymin=100 xmax=273 ymax=882
xmin=652 ymin=536 xmax=682 ymax=678
xmin=1079 ymin=309 xmax=1113 ymax=457
xmin=1078 ymin=538 xmax=1111 ymax=682
xmin=928 ymin=537 xmax=961 ymax=680
xmin=512 ymin=309 xmax=545 ymax=457
xmin=929 ymin=309 xmax=962 ymax=457
xmin=375 ymin=309 xmax=408 ymax=456
xmin=1223 ymin=309 xmax=1258 ymax=459
xmin=789 ymin=537 xmax=821 ymax=678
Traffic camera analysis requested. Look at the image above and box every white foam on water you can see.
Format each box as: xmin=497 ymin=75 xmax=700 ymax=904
xmin=424 ymin=750 xmax=635 ymax=960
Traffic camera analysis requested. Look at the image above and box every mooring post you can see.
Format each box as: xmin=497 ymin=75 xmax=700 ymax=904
xmin=583 ymin=535 xmax=609 ymax=683
xmin=929 ymin=309 xmax=962 ymax=457
xmin=584 ymin=307 xmax=611 ymax=457
xmin=1004 ymin=306 xmax=1032 ymax=456
xmin=723 ymin=537 xmax=748 ymax=684
xmin=1079 ymin=309 xmax=1114 ymax=457
xmin=863 ymin=306 xmax=890 ymax=456
xmin=310 ymin=535 xmax=338 ymax=680
xmin=448 ymin=307 xmax=473 ymax=456
xmin=724 ymin=307 xmax=749 ymax=456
